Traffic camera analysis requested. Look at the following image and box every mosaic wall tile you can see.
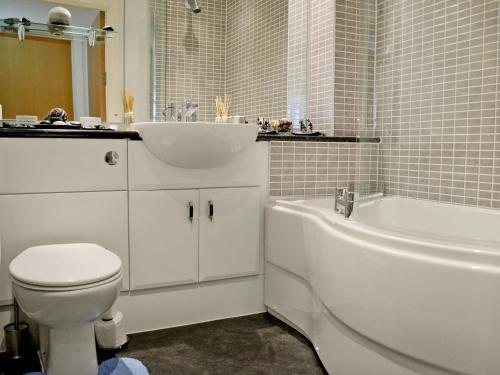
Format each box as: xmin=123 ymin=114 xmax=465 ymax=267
xmin=269 ymin=141 xmax=379 ymax=198
xmin=150 ymin=0 xmax=288 ymax=122
xmin=376 ymin=0 xmax=500 ymax=209
xmin=226 ymin=0 xmax=289 ymax=122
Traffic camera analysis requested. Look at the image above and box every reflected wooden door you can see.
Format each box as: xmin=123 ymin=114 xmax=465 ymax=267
xmin=87 ymin=11 xmax=107 ymax=120
xmin=0 ymin=33 xmax=74 ymax=120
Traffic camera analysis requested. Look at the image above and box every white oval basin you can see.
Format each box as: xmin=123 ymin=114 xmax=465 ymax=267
xmin=133 ymin=122 xmax=259 ymax=169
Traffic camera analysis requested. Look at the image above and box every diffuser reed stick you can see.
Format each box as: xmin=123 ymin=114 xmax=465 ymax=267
xmin=222 ymin=95 xmax=231 ymax=118
xmin=123 ymin=88 xmax=135 ymax=128
xmin=215 ymin=95 xmax=231 ymax=122
xmin=215 ymin=96 xmax=223 ymax=119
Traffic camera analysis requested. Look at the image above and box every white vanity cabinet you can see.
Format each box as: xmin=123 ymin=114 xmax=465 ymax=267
xmin=0 ymin=138 xmax=130 ymax=305
xmin=129 ymin=187 xmax=260 ymax=290
xmin=129 ymin=190 xmax=199 ymax=290
xmin=127 ymin=141 xmax=267 ymax=292
xmin=199 ymin=187 xmax=260 ymax=282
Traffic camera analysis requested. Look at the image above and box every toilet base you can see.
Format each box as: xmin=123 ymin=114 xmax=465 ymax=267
xmin=45 ymin=323 xmax=98 ymax=375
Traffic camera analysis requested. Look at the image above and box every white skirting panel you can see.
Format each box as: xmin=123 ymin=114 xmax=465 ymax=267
xmin=116 ymin=275 xmax=265 ymax=335
xmin=0 ymin=276 xmax=264 ymax=351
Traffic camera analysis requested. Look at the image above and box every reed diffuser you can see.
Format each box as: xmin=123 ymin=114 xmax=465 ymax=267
xmin=215 ymin=95 xmax=231 ymax=123
xmin=123 ymin=88 xmax=135 ymax=129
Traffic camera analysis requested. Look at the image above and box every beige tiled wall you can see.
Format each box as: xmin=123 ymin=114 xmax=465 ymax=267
xmin=150 ymin=0 xmax=167 ymax=119
xmin=308 ymin=0 xmax=336 ymax=135
xmin=269 ymin=141 xmax=379 ymax=198
xmin=226 ymin=0 xmax=289 ymax=122
xmin=151 ymin=0 xmax=227 ymax=121
xmin=376 ymin=0 xmax=500 ymax=209
xmin=150 ymin=0 xmax=288 ymax=122
xmin=150 ymin=0 xmax=500 ymax=207
xmin=334 ymin=0 xmax=376 ymax=137
xmin=295 ymin=0 xmax=377 ymax=137
xmin=150 ymin=0 xmax=380 ymax=200
xmin=287 ymin=0 xmax=309 ymax=126
xmin=269 ymin=0 xmax=380 ymax=198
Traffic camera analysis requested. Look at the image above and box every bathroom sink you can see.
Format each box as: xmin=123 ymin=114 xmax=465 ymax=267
xmin=132 ymin=122 xmax=258 ymax=169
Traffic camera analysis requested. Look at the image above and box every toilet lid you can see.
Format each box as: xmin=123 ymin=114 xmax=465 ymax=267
xmin=9 ymin=243 xmax=122 ymax=287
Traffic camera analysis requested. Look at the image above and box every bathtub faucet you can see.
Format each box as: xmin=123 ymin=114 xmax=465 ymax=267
xmin=335 ymin=187 xmax=355 ymax=218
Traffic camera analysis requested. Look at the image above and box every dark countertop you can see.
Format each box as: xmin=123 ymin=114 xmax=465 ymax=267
xmin=256 ymin=132 xmax=380 ymax=143
xmin=0 ymin=128 xmax=380 ymax=144
xmin=0 ymin=127 xmax=142 ymax=140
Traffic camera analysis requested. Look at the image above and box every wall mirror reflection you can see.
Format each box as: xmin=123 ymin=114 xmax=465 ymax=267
xmin=0 ymin=0 xmax=108 ymax=123
xmin=125 ymin=0 xmax=310 ymax=129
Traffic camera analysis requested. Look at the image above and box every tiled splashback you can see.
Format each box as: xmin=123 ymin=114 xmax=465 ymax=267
xmin=376 ymin=0 xmax=500 ymax=209
xmin=308 ymin=0 xmax=336 ymax=135
xmin=150 ymin=0 xmax=167 ymax=120
xmin=272 ymin=0 xmax=500 ymax=209
xmin=289 ymin=0 xmax=376 ymax=137
xmin=150 ymin=0 xmax=227 ymax=121
xmin=270 ymin=141 xmax=379 ymax=198
xmin=150 ymin=0 xmax=288 ymax=122
xmin=334 ymin=0 xmax=376 ymax=137
xmin=226 ymin=0 xmax=289 ymax=122
xmin=286 ymin=0 xmax=309 ymax=127
xmin=269 ymin=0 xmax=379 ymax=198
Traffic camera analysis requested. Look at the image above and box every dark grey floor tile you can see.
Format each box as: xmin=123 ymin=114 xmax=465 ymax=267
xmin=118 ymin=313 xmax=327 ymax=375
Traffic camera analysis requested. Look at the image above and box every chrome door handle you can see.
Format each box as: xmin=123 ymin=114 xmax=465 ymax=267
xmin=188 ymin=201 xmax=194 ymax=222
xmin=208 ymin=201 xmax=214 ymax=221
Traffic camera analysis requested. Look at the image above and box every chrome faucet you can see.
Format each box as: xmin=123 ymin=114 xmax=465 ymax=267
xmin=335 ymin=186 xmax=355 ymax=218
xmin=179 ymin=100 xmax=199 ymax=122
xmin=163 ymin=102 xmax=177 ymax=121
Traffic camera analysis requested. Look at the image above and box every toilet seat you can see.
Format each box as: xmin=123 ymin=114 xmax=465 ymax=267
xmin=9 ymin=243 xmax=122 ymax=290
xmin=11 ymin=270 xmax=122 ymax=292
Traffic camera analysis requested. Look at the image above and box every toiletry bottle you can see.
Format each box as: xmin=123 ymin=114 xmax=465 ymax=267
xmin=300 ymin=120 xmax=307 ymax=133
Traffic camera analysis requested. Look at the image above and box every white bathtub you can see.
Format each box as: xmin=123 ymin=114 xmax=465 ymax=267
xmin=265 ymin=196 xmax=500 ymax=375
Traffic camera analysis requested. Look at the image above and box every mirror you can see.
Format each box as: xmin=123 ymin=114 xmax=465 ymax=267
xmin=0 ymin=0 xmax=107 ymax=122
xmin=125 ymin=0 xmax=309 ymax=127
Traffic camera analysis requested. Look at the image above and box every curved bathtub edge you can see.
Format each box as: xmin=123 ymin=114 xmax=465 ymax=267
xmin=319 ymin=303 xmax=465 ymax=375
xmin=267 ymin=307 xmax=313 ymax=342
xmin=265 ymin=262 xmax=465 ymax=375
xmin=266 ymin=307 xmax=329 ymax=375
xmin=265 ymin=199 xmax=500 ymax=375
xmin=272 ymin=199 xmax=500 ymax=267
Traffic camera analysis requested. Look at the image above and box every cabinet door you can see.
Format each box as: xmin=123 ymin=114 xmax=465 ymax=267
xmin=0 ymin=191 xmax=129 ymax=305
xmin=130 ymin=190 xmax=199 ymax=290
xmin=0 ymin=139 xmax=127 ymax=194
xmin=199 ymin=187 xmax=260 ymax=282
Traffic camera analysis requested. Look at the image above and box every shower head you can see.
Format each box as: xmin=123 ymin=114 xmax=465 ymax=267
xmin=185 ymin=0 xmax=201 ymax=13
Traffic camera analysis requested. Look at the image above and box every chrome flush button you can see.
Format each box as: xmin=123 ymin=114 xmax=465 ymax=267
xmin=105 ymin=151 xmax=119 ymax=165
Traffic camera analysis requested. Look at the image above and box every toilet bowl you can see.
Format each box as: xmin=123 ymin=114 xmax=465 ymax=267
xmin=9 ymin=243 xmax=122 ymax=375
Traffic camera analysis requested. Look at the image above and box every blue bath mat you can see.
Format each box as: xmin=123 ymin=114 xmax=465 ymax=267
xmin=26 ymin=357 xmax=149 ymax=375
xmin=99 ymin=358 xmax=149 ymax=375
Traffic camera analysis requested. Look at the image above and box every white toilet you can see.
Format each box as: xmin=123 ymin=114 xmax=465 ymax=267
xmin=9 ymin=243 xmax=122 ymax=375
